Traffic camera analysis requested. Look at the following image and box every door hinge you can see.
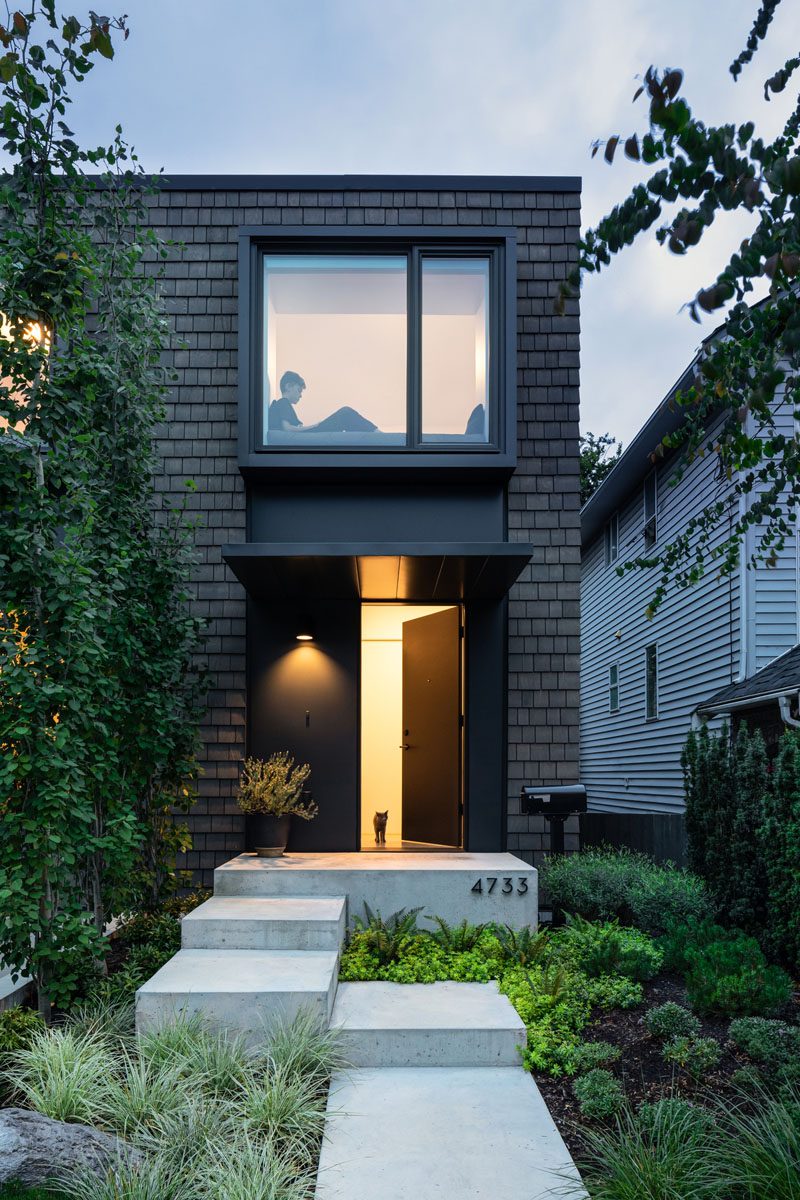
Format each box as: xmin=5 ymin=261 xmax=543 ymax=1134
xmin=459 ymin=713 xmax=465 ymax=728
xmin=459 ymin=625 xmax=465 ymax=638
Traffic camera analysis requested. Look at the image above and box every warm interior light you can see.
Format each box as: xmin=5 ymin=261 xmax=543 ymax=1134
xmin=296 ymin=632 xmax=314 ymax=642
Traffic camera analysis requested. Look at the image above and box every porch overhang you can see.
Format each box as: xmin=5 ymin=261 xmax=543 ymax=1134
xmin=222 ymin=541 xmax=533 ymax=602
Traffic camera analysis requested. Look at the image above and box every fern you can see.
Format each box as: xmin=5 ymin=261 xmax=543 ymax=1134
xmin=351 ymin=904 xmax=424 ymax=966
xmin=429 ymin=917 xmax=487 ymax=952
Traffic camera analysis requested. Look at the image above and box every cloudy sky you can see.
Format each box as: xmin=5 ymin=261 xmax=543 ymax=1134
xmin=62 ymin=0 xmax=800 ymax=446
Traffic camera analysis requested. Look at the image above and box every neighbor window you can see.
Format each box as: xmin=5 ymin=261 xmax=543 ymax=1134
xmin=609 ymin=663 xmax=620 ymax=713
xmin=604 ymin=512 xmax=619 ymax=565
xmin=645 ymin=643 xmax=658 ymax=720
xmin=644 ymin=471 xmax=657 ymax=546
xmin=259 ymin=248 xmax=496 ymax=450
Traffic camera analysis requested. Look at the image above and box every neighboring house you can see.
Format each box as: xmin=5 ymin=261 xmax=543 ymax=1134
xmin=696 ymin=641 xmax=800 ymax=752
xmin=144 ymin=175 xmax=581 ymax=886
xmin=580 ymin=348 xmax=799 ymax=814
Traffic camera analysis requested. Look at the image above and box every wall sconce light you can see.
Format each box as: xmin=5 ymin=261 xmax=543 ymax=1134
xmin=296 ymin=620 xmax=314 ymax=642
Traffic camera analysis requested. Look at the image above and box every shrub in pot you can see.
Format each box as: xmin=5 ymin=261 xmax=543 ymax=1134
xmin=237 ymin=753 xmax=316 ymax=856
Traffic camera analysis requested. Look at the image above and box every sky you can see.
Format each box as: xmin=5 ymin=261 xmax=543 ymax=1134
xmin=57 ymin=0 xmax=800 ymax=447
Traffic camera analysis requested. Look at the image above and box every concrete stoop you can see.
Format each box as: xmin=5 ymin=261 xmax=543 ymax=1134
xmin=134 ymin=853 xmax=584 ymax=1197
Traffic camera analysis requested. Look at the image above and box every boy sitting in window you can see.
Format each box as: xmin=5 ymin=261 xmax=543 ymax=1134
xmin=268 ymin=371 xmax=377 ymax=434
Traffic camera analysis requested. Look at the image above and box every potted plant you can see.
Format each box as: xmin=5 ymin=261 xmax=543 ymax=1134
xmin=237 ymin=752 xmax=316 ymax=857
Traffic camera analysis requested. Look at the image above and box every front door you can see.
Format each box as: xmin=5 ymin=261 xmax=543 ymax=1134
xmin=401 ymin=607 xmax=462 ymax=846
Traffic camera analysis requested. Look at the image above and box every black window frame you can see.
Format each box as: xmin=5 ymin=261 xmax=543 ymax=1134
xmin=237 ymin=226 xmax=517 ymax=478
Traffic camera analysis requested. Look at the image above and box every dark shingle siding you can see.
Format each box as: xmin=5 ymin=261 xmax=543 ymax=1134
xmin=146 ymin=182 xmax=581 ymax=884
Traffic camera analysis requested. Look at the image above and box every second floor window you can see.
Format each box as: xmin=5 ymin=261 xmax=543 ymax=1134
xmin=609 ymin=663 xmax=620 ymax=712
xmin=645 ymin=643 xmax=658 ymax=720
xmin=261 ymin=251 xmax=492 ymax=449
xmin=644 ymin=470 xmax=657 ymax=546
xmin=604 ymin=512 xmax=619 ymax=565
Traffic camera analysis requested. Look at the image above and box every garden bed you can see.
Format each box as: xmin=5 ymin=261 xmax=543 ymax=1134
xmin=535 ymin=970 xmax=800 ymax=1157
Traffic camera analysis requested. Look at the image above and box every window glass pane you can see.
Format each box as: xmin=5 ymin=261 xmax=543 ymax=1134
xmin=645 ymin=644 xmax=658 ymax=719
xmin=609 ymin=664 xmax=619 ymax=712
xmin=644 ymin=472 xmax=657 ymax=545
xmin=605 ymin=513 xmax=619 ymax=565
xmin=262 ymin=256 xmax=407 ymax=446
xmin=421 ymin=258 xmax=490 ymax=443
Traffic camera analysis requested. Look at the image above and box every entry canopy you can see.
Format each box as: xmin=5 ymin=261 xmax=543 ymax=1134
xmin=223 ymin=542 xmax=534 ymax=602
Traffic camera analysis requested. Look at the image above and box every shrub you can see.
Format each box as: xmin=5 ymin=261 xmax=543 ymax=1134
xmin=0 ymin=1008 xmax=44 ymax=1053
xmin=729 ymin=1017 xmax=800 ymax=1066
xmin=565 ymin=1041 xmax=621 ymax=1074
xmin=762 ymin=730 xmax=800 ymax=972
xmin=644 ymin=1002 xmax=701 ymax=1041
xmin=540 ymin=846 xmax=710 ymax=934
xmin=627 ymin=868 xmax=711 ymax=936
xmin=500 ymin=963 xmax=591 ymax=1075
xmin=572 ymin=1069 xmax=624 ymax=1120
xmin=683 ymin=723 xmax=769 ymax=934
xmin=663 ymin=1035 xmax=722 ymax=1079
xmin=585 ymin=975 xmax=644 ymax=1010
xmin=684 ymin=934 xmax=793 ymax=1017
xmin=559 ymin=916 xmax=662 ymax=980
xmin=658 ymin=917 xmax=731 ymax=974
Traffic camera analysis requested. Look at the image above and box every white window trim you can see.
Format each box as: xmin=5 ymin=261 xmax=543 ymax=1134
xmin=604 ymin=511 xmax=619 ymax=566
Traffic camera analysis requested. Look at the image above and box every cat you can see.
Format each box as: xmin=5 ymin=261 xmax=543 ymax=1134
xmin=373 ymin=810 xmax=388 ymax=845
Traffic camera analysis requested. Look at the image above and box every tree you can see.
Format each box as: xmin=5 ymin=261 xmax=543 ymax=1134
xmin=580 ymin=431 xmax=623 ymax=504
xmin=567 ymin=0 xmax=800 ymax=613
xmin=0 ymin=3 xmax=206 ymax=1014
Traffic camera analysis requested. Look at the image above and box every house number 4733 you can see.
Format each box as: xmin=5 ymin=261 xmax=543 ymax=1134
xmin=471 ymin=877 xmax=528 ymax=895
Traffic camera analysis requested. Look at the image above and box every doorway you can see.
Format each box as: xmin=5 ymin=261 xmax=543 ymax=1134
xmin=360 ymin=604 xmax=463 ymax=851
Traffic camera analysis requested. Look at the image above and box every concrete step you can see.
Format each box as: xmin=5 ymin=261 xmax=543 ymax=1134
xmin=180 ymin=896 xmax=346 ymax=951
xmin=213 ymin=851 xmax=537 ymax=930
xmin=330 ymin=981 xmax=526 ymax=1067
xmin=315 ymin=1067 xmax=586 ymax=1199
xmin=135 ymin=949 xmax=339 ymax=1046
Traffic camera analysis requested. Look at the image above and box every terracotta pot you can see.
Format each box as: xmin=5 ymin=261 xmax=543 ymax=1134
xmin=246 ymin=813 xmax=291 ymax=857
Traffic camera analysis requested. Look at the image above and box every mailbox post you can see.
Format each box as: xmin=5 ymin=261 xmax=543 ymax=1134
xmin=520 ymin=784 xmax=587 ymax=924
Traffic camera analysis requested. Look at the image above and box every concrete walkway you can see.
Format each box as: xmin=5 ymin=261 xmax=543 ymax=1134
xmin=316 ymin=1067 xmax=586 ymax=1200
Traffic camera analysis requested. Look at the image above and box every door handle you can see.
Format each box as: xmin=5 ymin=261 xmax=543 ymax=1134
xmin=399 ymin=743 xmax=410 ymax=750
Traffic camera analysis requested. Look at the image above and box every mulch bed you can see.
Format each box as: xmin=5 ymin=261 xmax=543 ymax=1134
xmin=534 ymin=972 xmax=800 ymax=1158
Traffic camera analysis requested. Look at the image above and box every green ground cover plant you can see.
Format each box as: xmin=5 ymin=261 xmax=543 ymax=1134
xmin=340 ymin=911 xmax=663 ymax=1074
xmin=728 ymin=1017 xmax=800 ymax=1066
xmin=1 ymin=1004 xmax=340 ymax=1198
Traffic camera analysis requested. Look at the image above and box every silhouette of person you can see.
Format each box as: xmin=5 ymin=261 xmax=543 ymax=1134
xmin=268 ymin=371 xmax=377 ymax=434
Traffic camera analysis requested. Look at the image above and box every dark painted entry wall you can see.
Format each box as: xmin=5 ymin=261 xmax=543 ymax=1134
xmin=248 ymin=599 xmax=360 ymax=851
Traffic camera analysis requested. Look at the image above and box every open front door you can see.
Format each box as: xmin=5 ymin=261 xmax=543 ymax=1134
xmin=401 ymin=606 xmax=462 ymax=846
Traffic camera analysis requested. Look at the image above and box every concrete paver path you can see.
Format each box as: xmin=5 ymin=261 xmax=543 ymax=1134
xmin=315 ymin=1066 xmax=586 ymax=1200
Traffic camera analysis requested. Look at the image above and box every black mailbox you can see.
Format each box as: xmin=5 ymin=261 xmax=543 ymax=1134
xmin=520 ymin=784 xmax=587 ymax=817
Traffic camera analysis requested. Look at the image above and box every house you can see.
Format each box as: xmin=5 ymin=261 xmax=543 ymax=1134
xmin=145 ymin=175 xmax=582 ymax=885
xmin=696 ymin=641 xmax=800 ymax=751
xmin=580 ymin=344 xmax=800 ymax=816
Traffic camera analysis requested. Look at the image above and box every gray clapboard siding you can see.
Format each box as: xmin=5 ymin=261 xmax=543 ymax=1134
xmin=581 ymin=418 xmax=739 ymax=814
xmin=742 ymin=392 xmax=800 ymax=673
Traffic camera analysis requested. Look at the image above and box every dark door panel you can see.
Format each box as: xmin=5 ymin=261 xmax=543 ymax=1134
xmin=249 ymin=599 xmax=360 ymax=851
xmin=402 ymin=607 xmax=461 ymax=846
